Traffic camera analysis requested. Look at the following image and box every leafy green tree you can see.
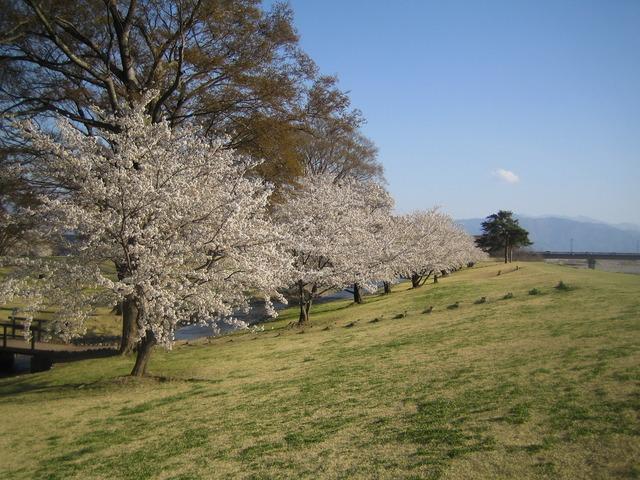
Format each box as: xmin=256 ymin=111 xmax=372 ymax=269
xmin=0 ymin=0 xmax=317 ymax=184
xmin=476 ymin=210 xmax=532 ymax=263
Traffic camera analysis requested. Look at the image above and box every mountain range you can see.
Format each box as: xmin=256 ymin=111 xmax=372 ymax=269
xmin=457 ymin=215 xmax=640 ymax=253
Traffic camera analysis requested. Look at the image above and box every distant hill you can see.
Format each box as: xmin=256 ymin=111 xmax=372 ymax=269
xmin=457 ymin=215 xmax=640 ymax=253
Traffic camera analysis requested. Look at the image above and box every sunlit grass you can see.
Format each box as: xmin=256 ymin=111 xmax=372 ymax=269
xmin=1 ymin=261 xmax=639 ymax=479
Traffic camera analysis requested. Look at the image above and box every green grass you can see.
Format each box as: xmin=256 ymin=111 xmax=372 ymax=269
xmin=1 ymin=262 xmax=639 ymax=479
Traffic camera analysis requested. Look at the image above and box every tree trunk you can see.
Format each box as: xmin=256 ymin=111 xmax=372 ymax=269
xmin=298 ymin=299 xmax=312 ymax=325
xmin=434 ymin=274 xmax=438 ymax=284
xmin=120 ymin=295 xmax=139 ymax=355
xmin=130 ymin=330 xmax=156 ymax=377
xmin=383 ymin=281 xmax=391 ymax=294
xmin=116 ymin=260 xmax=139 ymax=355
xmin=297 ymin=281 xmax=313 ymax=326
xmin=353 ymin=283 xmax=363 ymax=304
xmin=298 ymin=301 xmax=305 ymax=325
xmin=411 ymin=273 xmax=421 ymax=288
xmin=504 ymin=242 xmax=508 ymax=264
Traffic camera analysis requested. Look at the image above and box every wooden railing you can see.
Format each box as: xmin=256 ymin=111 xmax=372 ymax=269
xmin=1 ymin=316 xmax=46 ymax=351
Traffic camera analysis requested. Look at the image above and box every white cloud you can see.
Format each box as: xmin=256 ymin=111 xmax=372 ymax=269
xmin=493 ymin=168 xmax=520 ymax=184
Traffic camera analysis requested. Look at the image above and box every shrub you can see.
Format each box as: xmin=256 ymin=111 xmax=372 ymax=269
xmin=446 ymin=302 xmax=460 ymax=310
xmin=474 ymin=297 xmax=487 ymax=304
xmin=529 ymin=288 xmax=541 ymax=295
xmin=422 ymin=306 xmax=434 ymax=314
xmin=393 ymin=311 xmax=407 ymax=319
xmin=555 ymin=280 xmax=570 ymax=291
xmin=502 ymin=292 xmax=514 ymax=300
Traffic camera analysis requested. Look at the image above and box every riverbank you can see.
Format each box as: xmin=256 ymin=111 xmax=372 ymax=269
xmin=1 ymin=261 xmax=639 ymax=479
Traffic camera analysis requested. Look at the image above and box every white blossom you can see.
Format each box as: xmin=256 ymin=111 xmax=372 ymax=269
xmin=6 ymin=99 xmax=290 ymax=348
xmin=394 ymin=209 xmax=486 ymax=287
xmin=275 ymin=173 xmax=393 ymax=322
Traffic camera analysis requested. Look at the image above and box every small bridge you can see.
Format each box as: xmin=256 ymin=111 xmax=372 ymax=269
xmin=535 ymin=251 xmax=640 ymax=269
xmin=1 ymin=314 xmax=117 ymax=373
xmin=538 ymin=251 xmax=640 ymax=260
xmin=1 ymin=316 xmax=48 ymax=353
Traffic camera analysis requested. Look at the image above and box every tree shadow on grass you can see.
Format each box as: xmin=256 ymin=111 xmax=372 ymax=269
xmin=0 ymin=369 xmax=224 ymax=399
xmin=0 ymin=349 xmax=121 ymax=397
xmin=0 ymin=376 xmax=107 ymax=398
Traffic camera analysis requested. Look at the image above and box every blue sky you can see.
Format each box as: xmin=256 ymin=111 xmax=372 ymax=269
xmin=275 ymin=0 xmax=640 ymax=224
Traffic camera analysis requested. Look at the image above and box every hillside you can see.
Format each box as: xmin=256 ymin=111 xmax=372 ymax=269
xmin=1 ymin=262 xmax=639 ymax=479
xmin=458 ymin=215 xmax=640 ymax=252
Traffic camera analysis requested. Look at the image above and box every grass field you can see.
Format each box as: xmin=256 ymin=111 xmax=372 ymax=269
xmin=1 ymin=262 xmax=639 ymax=479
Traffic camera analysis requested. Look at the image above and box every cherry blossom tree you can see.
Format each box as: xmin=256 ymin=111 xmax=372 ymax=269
xmin=344 ymin=199 xmax=430 ymax=302
xmin=275 ymin=174 xmax=389 ymax=324
xmin=3 ymin=98 xmax=290 ymax=376
xmin=398 ymin=210 xmax=485 ymax=288
xmin=368 ymin=214 xmax=414 ymax=295
xmin=341 ymin=182 xmax=396 ymax=304
xmin=430 ymin=220 xmax=485 ymax=281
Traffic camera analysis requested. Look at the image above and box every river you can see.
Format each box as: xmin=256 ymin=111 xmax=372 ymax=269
xmin=175 ymin=288 xmax=355 ymax=341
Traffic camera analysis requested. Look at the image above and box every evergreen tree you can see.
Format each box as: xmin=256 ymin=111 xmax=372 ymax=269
xmin=476 ymin=211 xmax=532 ymax=263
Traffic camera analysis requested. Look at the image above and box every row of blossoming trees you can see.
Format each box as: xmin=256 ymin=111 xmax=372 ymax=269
xmin=0 ymin=101 xmax=484 ymax=376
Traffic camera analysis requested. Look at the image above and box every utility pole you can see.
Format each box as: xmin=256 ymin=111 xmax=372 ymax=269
xmin=570 ymin=238 xmax=574 ymax=254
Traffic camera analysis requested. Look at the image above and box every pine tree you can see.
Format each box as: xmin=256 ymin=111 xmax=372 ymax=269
xmin=476 ymin=211 xmax=532 ymax=263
